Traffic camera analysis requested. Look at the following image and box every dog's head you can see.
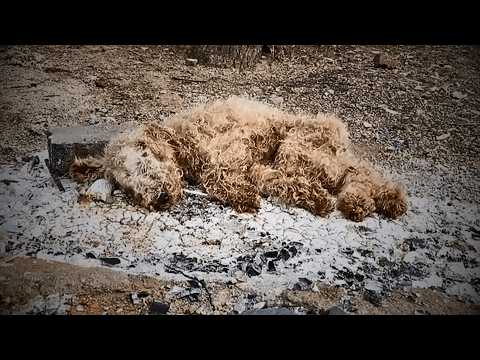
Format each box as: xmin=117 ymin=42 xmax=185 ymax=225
xmin=104 ymin=128 xmax=184 ymax=211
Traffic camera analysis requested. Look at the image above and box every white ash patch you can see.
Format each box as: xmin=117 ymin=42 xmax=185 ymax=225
xmin=0 ymin=151 xmax=479 ymax=305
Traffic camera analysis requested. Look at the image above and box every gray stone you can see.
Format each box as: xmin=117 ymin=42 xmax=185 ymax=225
xmin=86 ymin=179 xmax=114 ymax=203
xmin=185 ymin=58 xmax=198 ymax=66
xmin=327 ymin=306 xmax=348 ymax=315
xmin=241 ymin=307 xmax=300 ymax=315
xmin=47 ymin=123 xmax=133 ymax=177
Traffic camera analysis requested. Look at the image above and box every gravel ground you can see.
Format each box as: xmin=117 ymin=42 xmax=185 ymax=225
xmin=0 ymin=45 xmax=479 ymax=314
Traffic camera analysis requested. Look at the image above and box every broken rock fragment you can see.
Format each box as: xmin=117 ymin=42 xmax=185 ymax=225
xmin=373 ymin=53 xmax=398 ymax=69
xmin=86 ymin=179 xmax=113 ymax=203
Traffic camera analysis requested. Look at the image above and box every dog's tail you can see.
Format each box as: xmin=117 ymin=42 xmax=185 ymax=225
xmin=69 ymin=156 xmax=105 ymax=183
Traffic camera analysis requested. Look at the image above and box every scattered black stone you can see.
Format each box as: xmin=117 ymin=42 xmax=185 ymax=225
xmin=327 ymin=306 xmax=348 ymax=315
xmin=241 ymin=307 xmax=299 ymax=315
xmin=247 ymin=293 xmax=257 ymax=300
xmin=53 ymin=251 xmax=64 ymax=256
xmin=188 ymin=279 xmax=202 ymax=288
xmin=138 ymin=291 xmax=150 ymax=298
xmin=390 ymin=262 xmax=426 ymax=278
xmin=378 ymin=257 xmax=394 ymax=267
xmin=342 ymin=247 xmax=354 ymax=256
xmin=278 ymin=248 xmax=291 ymax=261
xmin=364 ymin=290 xmax=383 ymax=307
xmin=100 ymin=257 xmax=121 ymax=266
xmin=469 ymin=226 xmax=480 ymax=240
xmin=85 ymin=252 xmax=96 ymax=259
xmin=264 ymin=250 xmax=278 ymax=258
xmin=180 ymin=288 xmax=202 ymax=302
xmin=404 ymin=237 xmax=427 ymax=251
xmin=315 ymin=248 xmax=322 ymax=253
xmin=169 ymin=253 xmax=198 ymax=272
xmin=267 ymin=260 xmax=276 ymax=272
xmin=355 ymin=273 xmax=365 ymax=282
xmin=288 ymin=246 xmax=298 ymax=256
xmin=358 ymin=248 xmax=374 ymax=257
xmin=149 ymin=301 xmax=170 ymax=315
xmin=356 ymin=225 xmax=371 ymax=233
xmin=318 ymin=271 xmax=326 ymax=279
xmin=245 ymin=263 xmax=262 ymax=277
xmin=293 ymin=277 xmax=313 ymax=291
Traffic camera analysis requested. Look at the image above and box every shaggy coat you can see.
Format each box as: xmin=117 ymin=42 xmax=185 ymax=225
xmin=71 ymin=97 xmax=407 ymax=222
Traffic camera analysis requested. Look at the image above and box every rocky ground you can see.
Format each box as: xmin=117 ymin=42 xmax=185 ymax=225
xmin=0 ymin=45 xmax=479 ymax=315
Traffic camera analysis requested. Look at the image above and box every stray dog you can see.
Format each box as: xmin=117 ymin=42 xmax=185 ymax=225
xmin=71 ymin=97 xmax=407 ymax=222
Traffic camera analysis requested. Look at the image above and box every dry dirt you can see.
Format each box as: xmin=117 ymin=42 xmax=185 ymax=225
xmin=1 ymin=45 xmax=479 ymax=315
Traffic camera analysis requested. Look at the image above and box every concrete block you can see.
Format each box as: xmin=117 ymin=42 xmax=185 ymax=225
xmin=47 ymin=123 xmax=131 ymax=177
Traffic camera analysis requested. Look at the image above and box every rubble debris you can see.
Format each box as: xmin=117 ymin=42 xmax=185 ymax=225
xmin=47 ymin=124 xmax=131 ymax=177
xmin=149 ymin=301 xmax=170 ymax=315
xmin=28 ymin=155 xmax=40 ymax=173
xmin=100 ymin=257 xmax=121 ymax=266
xmin=185 ymin=58 xmax=198 ymax=66
xmin=130 ymin=292 xmax=141 ymax=305
xmin=44 ymin=159 xmax=65 ymax=192
xmin=436 ymin=133 xmax=451 ymax=141
xmin=327 ymin=306 xmax=348 ymax=315
xmin=292 ymin=278 xmax=313 ymax=291
xmin=86 ymin=179 xmax=113 ymax=203
xmin=452 ymin=91 xmax=467 ymax=100
xmin=373 ymin=53 xmax=397 ymax=69
xmin=241 ymin=307 xmax=300 ymax=315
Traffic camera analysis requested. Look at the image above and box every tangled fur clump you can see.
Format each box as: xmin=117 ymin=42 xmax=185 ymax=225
xmin=70 ymin=96 xmax=407 ymax=222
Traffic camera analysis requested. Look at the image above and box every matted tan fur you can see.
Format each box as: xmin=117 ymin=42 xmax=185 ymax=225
xmin=70 ymin=96 xmax=407 ymax=222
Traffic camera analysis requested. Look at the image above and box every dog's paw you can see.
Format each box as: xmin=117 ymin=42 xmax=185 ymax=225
xmin=375 ymin=183 xmax=407 ymax=219
xmin=337 ymin=190 xmax=375 ymax=222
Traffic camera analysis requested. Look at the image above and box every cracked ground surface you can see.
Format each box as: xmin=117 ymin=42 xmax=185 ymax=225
xmin=0 ymin=45 xmax=479 ymax=314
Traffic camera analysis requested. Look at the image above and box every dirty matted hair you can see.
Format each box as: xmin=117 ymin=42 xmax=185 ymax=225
xmin=70 ymin=96 xmax=407 ymax=222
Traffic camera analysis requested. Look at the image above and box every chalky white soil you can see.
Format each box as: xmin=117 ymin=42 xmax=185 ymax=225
xmin=1 ymin=150 xmax=479 ymax=307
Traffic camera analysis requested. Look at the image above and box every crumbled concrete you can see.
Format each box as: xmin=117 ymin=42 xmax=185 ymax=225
xmin=47 ymin=124 xmax=133 ymax=176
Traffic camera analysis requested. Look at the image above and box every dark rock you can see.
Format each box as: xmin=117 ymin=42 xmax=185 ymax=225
xmin=149 ymin=301 xmax=170 ymax=315
xmin=264 ymin=250 xmax=278 ymax=258
xmin=327 ymin=306 xmax=348 ymax=315
xmin=100 ymin=257 xmax=121 ymax=266
xmin=245 ymin=263 xmax=262 ymax=277
xmin=137 ymin=291 xmax=150 ymax=298
xmin=241 ymin=307 xmax=299 ymax=315
xmin=95 ymin=78 xmax=109 ymax=88
xmin=378 ymin=257 xmax=394 ymax=267
xmin=373 ymin=53 xmax=397 ymax=69
xmin=288 ymin=246 xmax=298 ymax=256
xmin=364 ymin=289 xmax=383 ymax=307
xmin=293 ymin=277 xmax=313 ymax=291
xmin=267 ymin=260 xmax=276 ymax=272
xmin=278 ymin=248 xmax=291 ymax=261
xmin=85 ymin=252 xmax=96 ymax=259
xmin=178 ymin=288 xmax=202 ymax=302
xmin=404 ymin=237 xmax=427 ymax=251
xmin=358 ymin=248 xmax=374 ymax=257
